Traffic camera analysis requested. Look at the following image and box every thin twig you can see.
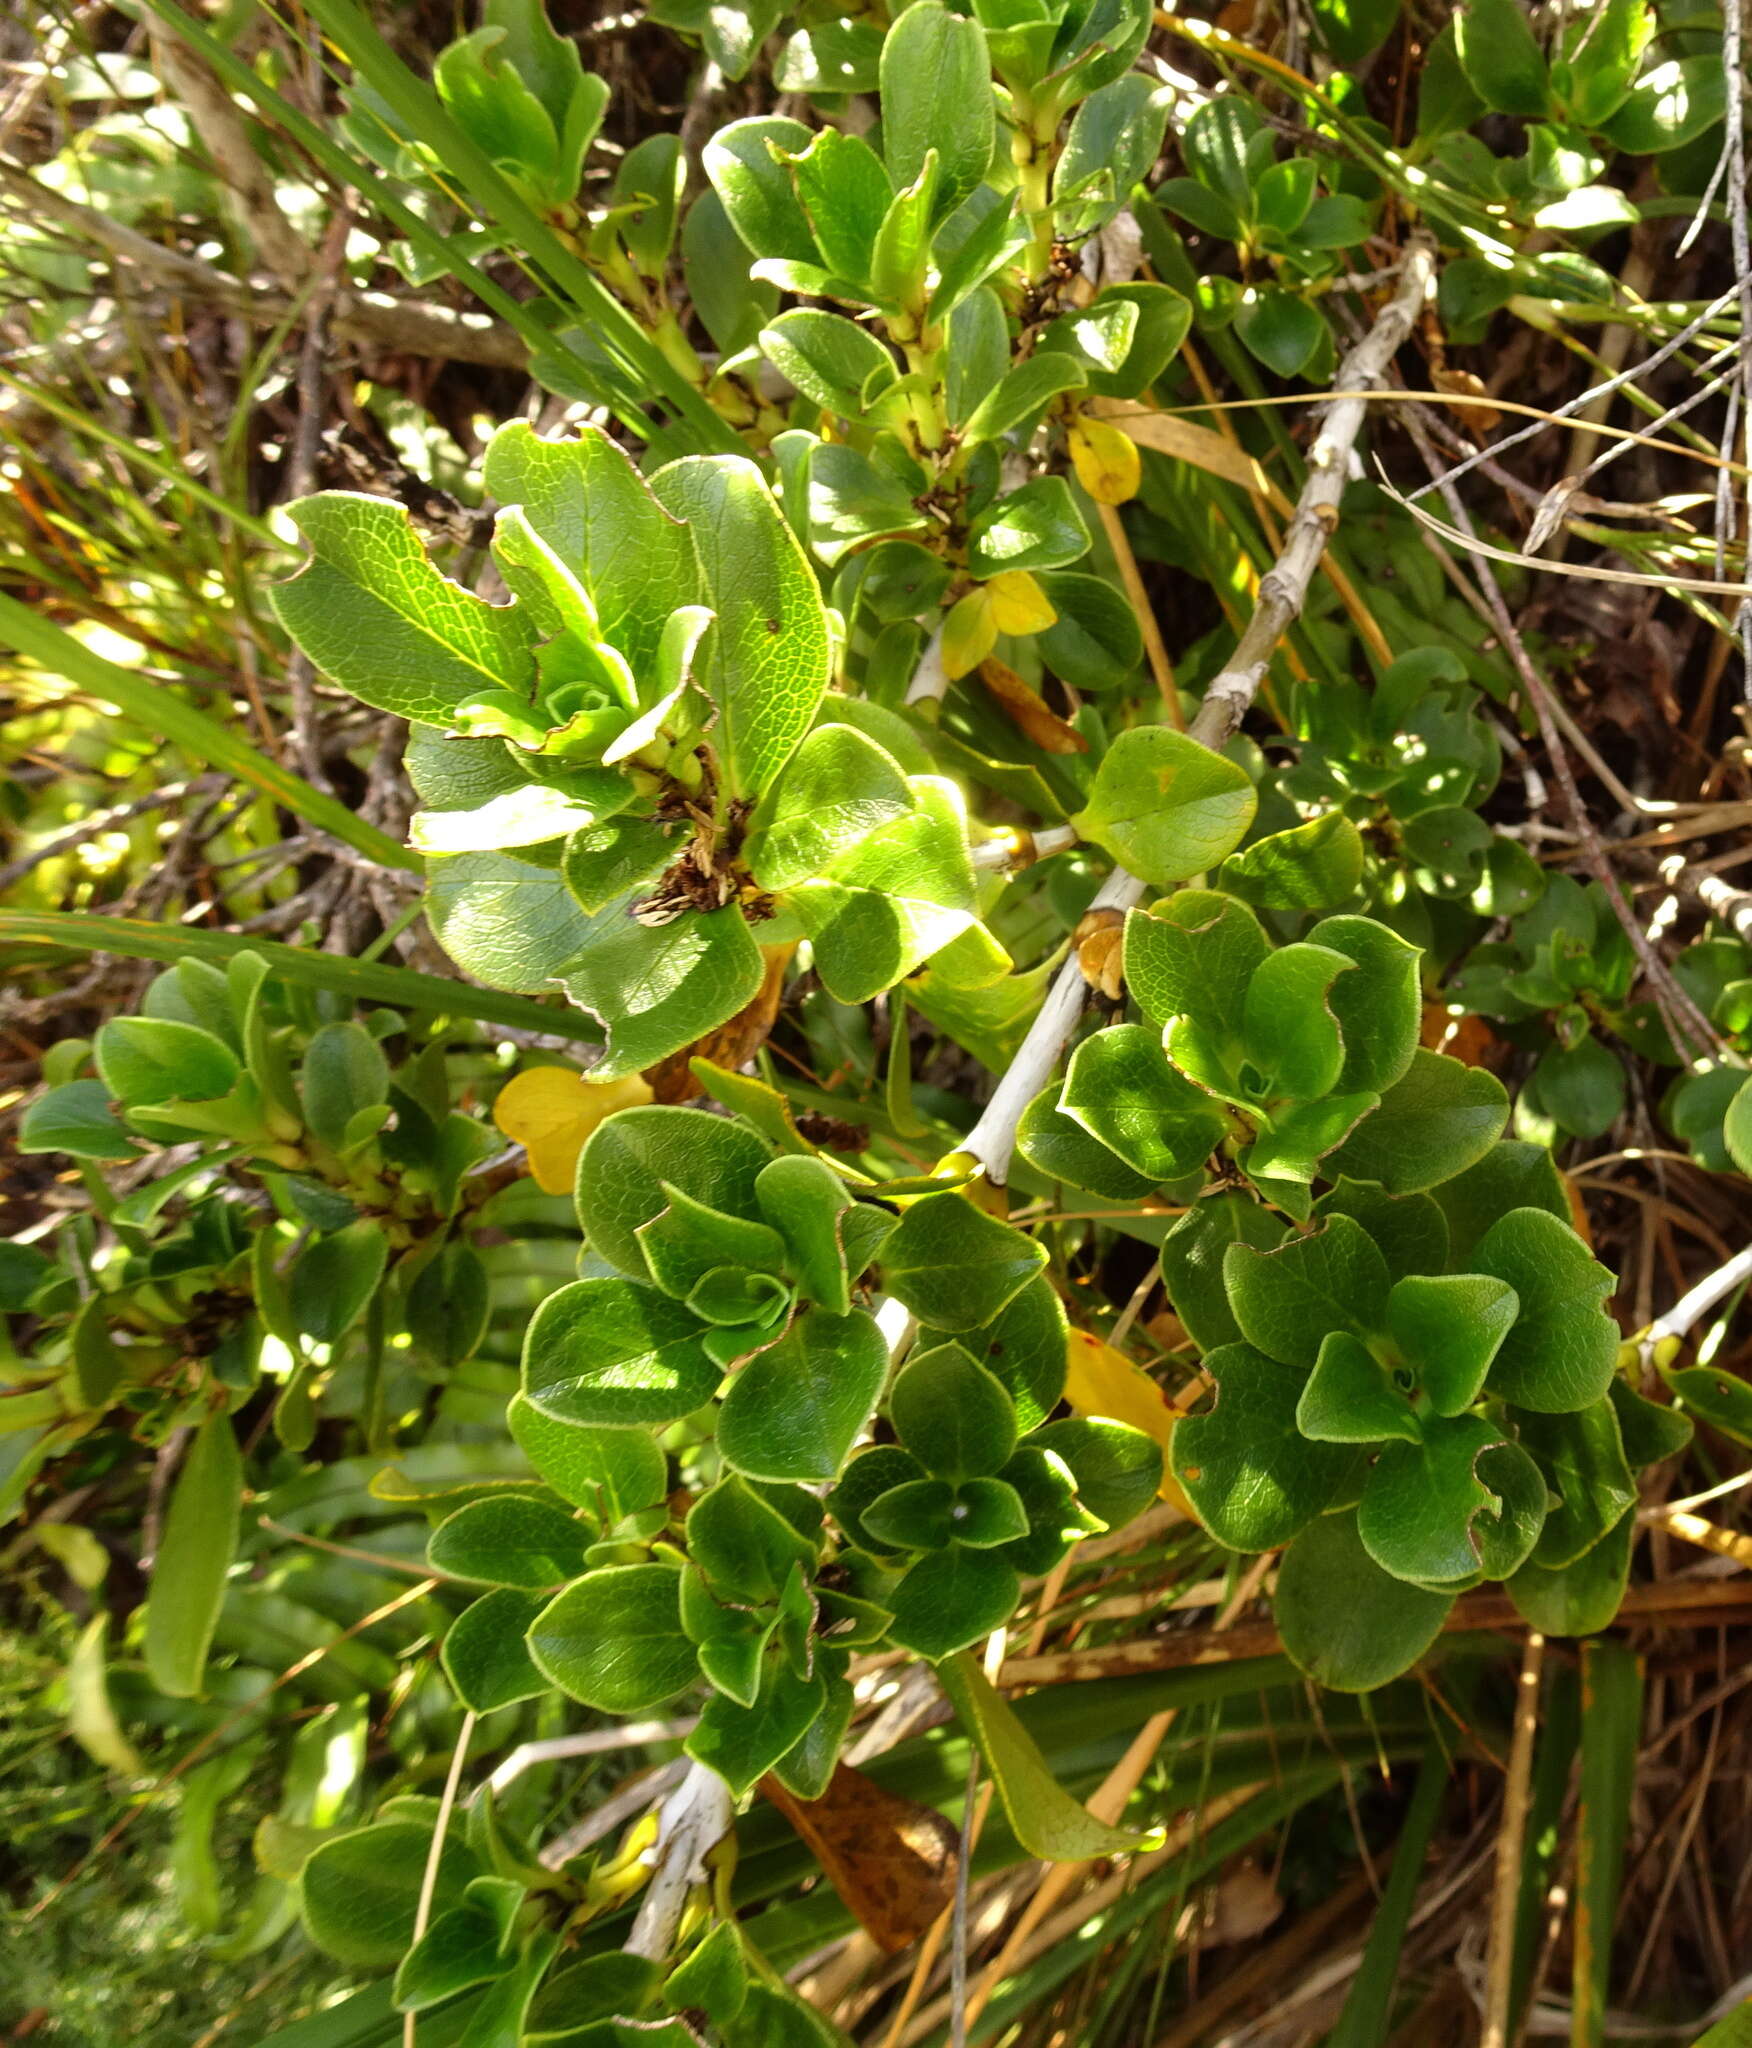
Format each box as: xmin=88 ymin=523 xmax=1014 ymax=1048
xmin=1482 ymin=1632 xmax=1545 ymax=2048
xmin=406 ymin=1710 xmax=477 ymax=2048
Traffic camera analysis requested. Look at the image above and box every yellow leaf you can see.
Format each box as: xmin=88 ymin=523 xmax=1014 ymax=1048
xmin=1068 ymin=417 xmax=1142 ymax=505
xmin=941 ymin=587 xmax=998 ymax=679
xmin=1063 ymin=1327 xmax=1193 ymax=1514
xmin=493 ymin=1065 xmax=653 ymax=1195
xmin=985 ymin=569 xmax=1058 ymax=637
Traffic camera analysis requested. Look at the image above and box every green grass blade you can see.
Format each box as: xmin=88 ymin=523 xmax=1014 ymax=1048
xmin=1693 ymin=2003 xmax=1752 ymax=2047
xmin=0 ymin=593 xmax=416 ymax=872
xmin=1573 ymin=1641 xmax=1642 ymax=2048
xmin=0 ymin=909 xmax=599 ymax=1041
xmin=1327 ymin=1747 xmax=1448 ymax=2047
xmin=1509 ymin=1661 xmax=1581 ymax=2038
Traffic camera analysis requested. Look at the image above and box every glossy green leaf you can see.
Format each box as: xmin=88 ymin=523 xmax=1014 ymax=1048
xmin=301 ymin=1823 xmax=476 ymax=1969
xmin=1358 ymin=1419 xmax=1546 ymax=1585
xmin=1060 ymin=1023 xmax=1230 ymax=1183
xmin=1016 ymin=1084 xmax=1159 ymax=1199
xmin=1388 ymin=1272 xmax=1519 ymax=1413
xmin=879 ymin=1 xmax=994 ymax=228
xmin=1074 ymin=729 xmax=1256 ymax=888
xmin=1224 ymin=1214 xmax=1391 ymax=1370
xmin=1124 ymin=890 xmax=1269 ymax=1034
xmin=428 ymin=1494 xmax=591 ymax=1588
xmin=1328 ymin=1050 xmax=1508 ymax=1194
xmin=291 ymin=1222 xmax=390 ymax=1345
xmin=522 ymin=1277 xmax=719 ymax=1428
xmin=891 ymin=1342 xmax=1018 ymax=1482
xmin=913 ymin=1273 xmax=1069 ymax=1432
xmin=880 ymin=1190 xmax=1047 ymax=1332
xmin=1453 ymin=0 xmax=1550 ymax=116
xmin=1276 ymin=1511 xmax=1454 ymax=1691
xmin=967 ymin=477 xmax=1091 ymax=579
xmin=885 ymin=1547 xmax=1020 ymax=1661
xmin=1514 ymin=1401 xmax=1635 ymax=1569
xmin=1506 ymin=1508 xmax=1634 ymax=1636
xmin=507 ymin=1394 xmax=667 ymax=1521
xmin=1173 ymin=1342 xmax=1354 ymax=1551
xmin=1473 ymin=1208 xmax=1618 ymax=1413
xmin=528 ymin=1563 xmax=696 ymax=1713
xmin=442 ymin=1589 xmax=551 ymax=1711
xmin=744 ymin=722 xmax=914 ymax=893
xmin=1297 ymin=1332 xmax=1420 ymax=1445
xmin=575 ymin=1104 xmax=773 ymax=1281
xmin=717 ymin=1307 xmax=888 ymax=1483
xmin=1031 ymin=1416 xmax=1162 ymax=1530
xmin=1218 ymin=812 xmax=1363 ymax=910
xmin=144 ymin=1413 xmax=241 ymax=1699
xmin=18 ymin=1079 xmax=139 ymax=1161
xmin=562 ymin=906 xmax=765 ymax=1083
xmin=1307 ymin=914 xmax=1423 ymax=1096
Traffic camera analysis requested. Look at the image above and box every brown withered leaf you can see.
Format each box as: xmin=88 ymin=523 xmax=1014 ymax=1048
xmin=646 ymin=942 xmax=795 ymax=1104
xmin=975 ymin=657 xmax=1088 ymax=755
xmin=758 ymin=1764 xmax=958 ymax=1954
xmin=1420 ymin=999 xmax=1504 ymax=1072
xmin=1431 ymin=366 xmax=1502 ymax=432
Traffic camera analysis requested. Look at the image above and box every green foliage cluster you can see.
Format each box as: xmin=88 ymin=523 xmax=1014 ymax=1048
xmin=2 ymin=0 xmax=1746 ymax=2036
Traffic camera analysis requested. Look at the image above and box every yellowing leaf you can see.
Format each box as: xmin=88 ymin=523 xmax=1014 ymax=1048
xmin=1068 ymin=418 xmax=1142 ymax=505
xmin=1064 ymin=1327 xmax=1193 ymax=1513
xmin=985 ymin=569 xmax=1058 ymax=636
xmin=942 ymin=587 xmax=999 ymax=680
xmin=493 ymin=1065 xmax=654 ymax=1194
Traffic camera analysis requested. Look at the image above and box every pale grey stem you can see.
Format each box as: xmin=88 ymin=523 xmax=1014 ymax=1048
xmin=485 ymin=1718 xmax=700 ymax=1799
xmin=969 ymin=823 xmax=1080 ymax=871
xmin=960 ymin=237 xmax=1435 ymax=1185
xmin=1645 ymin=1243 xmax=1752 ymax=1358
xmin=1694 ymin=873 xmax=1752 ymax=946
xmin=624 ymin=1760 xmax=735 ymax=1962
xmin=905 ymin=624 xmax=950 ymax=707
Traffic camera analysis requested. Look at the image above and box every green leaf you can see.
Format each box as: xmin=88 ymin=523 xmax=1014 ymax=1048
xmin=1124 ymin=890 xmax=1268 ymax=1034
xmin=862 ymin=1476 xmax=957 ymax=1550
xmin=1241 ymin=942 xmax=1355 ymax=1103
xmin=1059 ymin=1023 xmax=1229 ymax=1182
xmin=1514 ymin=1402 xmax=1635 ymax=1569
xmin=577 ymin=1104 xmax=773 ymax=1279
xmin=522 ymin=1277 xmax=719 ymax=1428
xmin=754 ymin=1155 xmax=855 ymax=1314
xmin=913 ymin=1273 xmax=1069 ymax=1432
xmin=880 ymin=1189 xmax=1047 ymax=1332
xmin=1453 ymin=0 xmax=1550 ymax=116
xmin=528 ymin=1563 xmax=696 ymax=1713
xmin=1473 ymin=1208 xmax=1618 ymax=1413
xmin=562 ymin=906 xmax=765 ymax=1081
xmin=745 ymin=723 xmax=914 ymax=893
xmin=1233 ymin=288 xmax=1325 ymax=378
xmin=301 ymin=1022 xmax=390 ymax=1151
xmin=274 ymin=494 xmax=531 ymax=727
xmin=1074 ymin=729 xmax=1256 ymax=888
xmin=1601 ymin=56 xmax=1725 ymax=153
xmin=961 ymin=353 xmax=1088 ymax=446
xmin=394 ymin=1874 xmax=524 ymax=2012
xmin=1181 ymin=96 xmax=1262 ymax=220
xmin=879 ymin=1 xmax=994 ymax=228
xmin=428 ymin=1495 xmax=591 ymax=1588
xmin=95 ymin=1016 xmax=237 ymax=1108
xmin=1224 ymin=1214 xmax=1392 ymax=1370
xmin=442 ymin=1589 xmax=551 ymax=1711
xmin=1031 ymin=1417 xmax=1162 ymax=1530
xmin=1327 ymin=1050 xmax=1508 ymax=1194
xmin=638 ymin=1188 xmax=788 ymax=1302
xmin=18 ymin=1079 xmax=138 ymax=1161
xmin=885 ymin=1546 xmax=1019 ymax=1660
xmin=1276 ymin=1511 xmax=1454 ymax=1691
xmin=1055 ymin=74 xmax=1170 ymax=233
xmin=891 ymin=1342 xmax=1018 ymax=1482
xmin=1307 ymin=0 xmax=1402 ymax=64
xmin=1297 ymin=1332 xmax=1421 ymax=1446
xmin=763 ymin=310 xmax=898 ymax=420
xmin=1159 ymin=1192 xmax=1286 ymax=1351
xmin=144 ymin=1415 xmax=241 ymax=1699
xmin=508 ymin=1393 xmax=668 ymax=1520
xmin=1358 ymin=1419 xmax=1546 ymax=1585
xmin=1218 ymin=812 xmax=1363 ymax=910
xmin=301 ymin=1823 xmax=476 ymax=1969
xmin=651 ymin=453 xmax=831 ymax=799
xmin=688 ymin=1660 xmax=827 ymax=1800
xmin=830 ymin=1445 xmax=929 ymax=1553
xmin=560 ymin=817 xmax=674 ymax=914
xmin=1388 ymin=1272 xmax=1519 ymax=1414
xmin=687 ymin=1476 xmax=819 ymax=1603
xmin=665 ymin=1920 xmax=749 ymax=2027
xmin=1722 ymin=1073 xmax=1752 ymax=1176
xmin=782 ymin=126 xmax=893 ymax=280
xmin=704 ymin=114 xmax=817 ymax=262
xmin=936 ymin=1652 xmax=1155 ymax=1858
xmin=1306 ymin=914 xmax=1423 ymax=1097
xmin=291 ymin=1221 xmax=388 ymax=1345
xmin=1506 ymin=1508 xmax=1633 ymax=1636
xmin=1016 ymin=1084 xmax=1159 ymax=1200
xmin=717 ymin=1307 xmax=888 ymax=1483
xmin=1608 ymin=1377 xmax=1692 ymax=1469
xmin=1172 ymin=1342 xmax=1354 ymax=1550
xmin=1316 ymin=1182 xmax=1449 ymax=1283
xmin=967 ymin=477 xmax=1091 ymax=579
xmin=1431 ymin=1139 xmax=1569 ymax=1265
xmin=789 ymin=778 xmax=977 ymax=1003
